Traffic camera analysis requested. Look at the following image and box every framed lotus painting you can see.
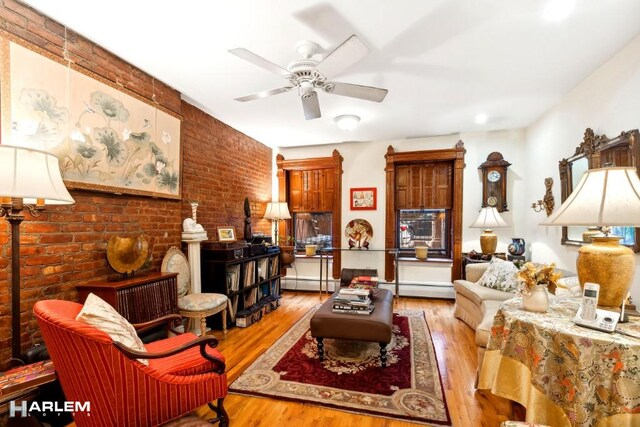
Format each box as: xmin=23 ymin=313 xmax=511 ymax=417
xmin=0 ymin=34 xmax=182 ymax=199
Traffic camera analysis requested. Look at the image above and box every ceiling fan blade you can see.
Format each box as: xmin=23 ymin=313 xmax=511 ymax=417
xmin=326 ymin=82 xmax=388 ymax=102
xmin=229 ymin=48 xmax=291 ymax=78
xmin=234 ymin=86 xmax=294 ymax=102
xmin=301 ymin=92 xmax=321 ymax=120
xmin=315 ymin=34 xmax=369 ymax=79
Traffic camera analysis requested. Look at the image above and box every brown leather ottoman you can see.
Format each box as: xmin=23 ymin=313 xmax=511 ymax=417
xmin=310 ymin=288 xmax=394 ymax=367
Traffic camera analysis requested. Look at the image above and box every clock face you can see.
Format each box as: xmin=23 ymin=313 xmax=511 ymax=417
xmin=487 ymin=170 xmax=502 ymax=182
xmin=487 ymin=196 xmax=498 ymax=206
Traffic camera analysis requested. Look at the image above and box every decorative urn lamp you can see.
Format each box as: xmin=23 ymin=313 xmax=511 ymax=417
xmin=470 ymin=207 xmax=509 ymax=254
xmin=543 ymin=166 xmax=640 ymax=308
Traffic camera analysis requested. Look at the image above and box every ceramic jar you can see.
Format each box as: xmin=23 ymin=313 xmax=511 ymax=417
xmin=522 ymin=284 xmax=549 ymax=312
xmin=305 ymin=244 xmax=317 ymax=256
xmin=415 ymin=246 xmax=428 ymax=260
xmin=508 ymin=238 xmax=525 ymax=256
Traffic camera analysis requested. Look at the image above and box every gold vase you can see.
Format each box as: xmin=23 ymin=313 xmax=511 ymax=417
xmin=479 ymin=229 xmax=497 ymax=254
xmin=577 ymin=236 xmax=635 ymax=308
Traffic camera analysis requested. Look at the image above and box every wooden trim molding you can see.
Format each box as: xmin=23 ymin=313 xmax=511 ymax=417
xmin=384 ymin=142 xmax=466 ymax=283
xmin=276 ymin=150 xmax=343 ymax=278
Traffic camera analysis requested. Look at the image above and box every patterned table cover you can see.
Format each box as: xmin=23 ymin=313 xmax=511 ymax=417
xmin=479 ymin=295 xmax=640 ymax=427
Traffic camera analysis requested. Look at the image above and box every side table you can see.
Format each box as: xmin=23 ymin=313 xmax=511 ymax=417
xmin=478 ymin=296 xmax=640 ymax=426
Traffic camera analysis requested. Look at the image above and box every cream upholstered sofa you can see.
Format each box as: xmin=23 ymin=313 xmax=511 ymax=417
xmin=453 ymin=262 xmax=514 ymax=383
xmin=454 ymin=261 xmax=576 ymax=385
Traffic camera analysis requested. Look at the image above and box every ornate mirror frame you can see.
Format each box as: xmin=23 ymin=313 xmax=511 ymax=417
xmin=559 ymin=128 xmax=640 ymax=251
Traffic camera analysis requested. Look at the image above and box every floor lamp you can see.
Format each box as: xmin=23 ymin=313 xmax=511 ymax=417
xmin=0 ymin=145 xmax=75 ymax=365
xmin=263 ymin=202 xmax=291 ymax=245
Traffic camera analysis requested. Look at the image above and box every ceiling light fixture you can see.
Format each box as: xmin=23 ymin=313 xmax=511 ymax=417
xmin=334 ymin=114 xmax=360 ymax=131
xmin=542 ymin=0 xmax=576 ymax=22
xmin=474 ymin=113 xmax=488 ymax=124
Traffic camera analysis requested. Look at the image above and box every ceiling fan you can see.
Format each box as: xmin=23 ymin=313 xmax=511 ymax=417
xmin=229 ymin=34 xmax=388 ymax=120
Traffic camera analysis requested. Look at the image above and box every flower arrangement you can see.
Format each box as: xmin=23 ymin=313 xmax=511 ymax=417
xmin=516 ymin=262 xmax=561 ymax=296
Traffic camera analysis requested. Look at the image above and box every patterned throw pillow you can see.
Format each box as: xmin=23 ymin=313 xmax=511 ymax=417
xmin=76 ymin=293 xmax=148 ymax=365
xmin=476 ymin=257 xmax=519 ymax=293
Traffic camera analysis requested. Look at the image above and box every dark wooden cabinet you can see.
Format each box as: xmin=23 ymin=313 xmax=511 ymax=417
xmin=77 ymin=272 xmax=178 ymax=323
xmin=200 ymin=249 xmax=281 ymax=328
xmin=395 ymin=162 xmax=452 ymax=209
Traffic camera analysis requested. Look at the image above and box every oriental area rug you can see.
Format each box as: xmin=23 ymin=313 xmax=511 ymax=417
xmin=229 ymin=307 xmax=451 ymax=426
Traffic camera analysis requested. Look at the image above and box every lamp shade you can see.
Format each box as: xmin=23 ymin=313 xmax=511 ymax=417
xmin=470 ymin=207 xmax=509 ymax=229
xmin=263 ymin=202 xmax=291 ymax=220
xmin=542 ymin=166 xmax=640 ymax=227
xmin=0 ymin=145 xmax=74 ymax=205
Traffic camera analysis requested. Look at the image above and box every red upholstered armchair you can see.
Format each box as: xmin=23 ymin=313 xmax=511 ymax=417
xmin=34 ymin=300 xmax=229 ymax=427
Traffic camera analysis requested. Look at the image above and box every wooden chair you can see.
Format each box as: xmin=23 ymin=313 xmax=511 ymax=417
xmin=162 ymin=247 xmax=228 ymax=338
xmin=34 ymin=299 xmax=229 ymax=426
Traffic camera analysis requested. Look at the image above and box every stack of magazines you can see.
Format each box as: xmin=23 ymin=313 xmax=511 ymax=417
xmin=333 ymin=288 xmax=374 ymax=315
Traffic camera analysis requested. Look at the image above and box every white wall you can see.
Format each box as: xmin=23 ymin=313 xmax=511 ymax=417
xmin=525 ymin=33 xmax=640 ymax=304
xmin=278 ymin=128 xmax=527 ymax=297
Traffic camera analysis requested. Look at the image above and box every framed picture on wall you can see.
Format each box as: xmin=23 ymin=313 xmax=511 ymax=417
xmin=350 ymin=187 xmax=377 ymax=210
xmin=0 ymin=34 xmax=183 ymax=200
xmin=217 ymin=226 xmax=237 ymax=243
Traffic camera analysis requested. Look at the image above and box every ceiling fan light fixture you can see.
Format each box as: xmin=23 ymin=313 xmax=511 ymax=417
xmin=474 ymin=113 xmax=488 ymax=124
xmin=334 ymin=114 xmax=360 ymax=131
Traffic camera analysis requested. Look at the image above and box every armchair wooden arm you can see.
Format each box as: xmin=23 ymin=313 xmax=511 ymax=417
xmin=113 ymin=336 xmax=226 ymax=374
xmin=132 ymin=314 xmax=183 ymax=335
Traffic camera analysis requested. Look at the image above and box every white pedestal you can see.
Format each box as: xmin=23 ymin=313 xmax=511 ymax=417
xmin=182 ymin=235 xmax=208 ymax=334
xmin=182 ymin=235 xmax=207 ymax=294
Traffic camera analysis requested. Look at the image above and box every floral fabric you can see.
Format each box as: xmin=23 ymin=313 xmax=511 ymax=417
xmin=178 ymin=293 xmax=228 ymax=311
xmin=485 ymin=296 xmax=640 ymax=426
xmin=76 ymin=293 xmax=148 ymax=365
xmin=477 ymin=257 xmax=519 ymax=293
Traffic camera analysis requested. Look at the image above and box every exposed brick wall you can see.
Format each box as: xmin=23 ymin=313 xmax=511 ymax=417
xmin=0 ymin=0 xmax=272 ymax=369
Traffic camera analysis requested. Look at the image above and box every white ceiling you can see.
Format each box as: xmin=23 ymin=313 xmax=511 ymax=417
xmin=20 ymin=0 xmax=640 ymax=148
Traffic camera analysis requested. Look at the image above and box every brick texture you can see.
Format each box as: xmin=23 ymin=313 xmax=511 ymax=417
xmin=0 ymin=1 xmax=272 ymax=369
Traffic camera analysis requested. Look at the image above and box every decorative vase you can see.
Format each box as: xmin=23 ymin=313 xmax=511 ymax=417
xmin=508 ymin=238 xmax=525 ymax=256
xmin=522 ymin=284 xmax=549 ymax=312
xmin=577 ymin=236 xmax=635 ymax=308
xmin=305 ymin=245 xmax=317 ymax=256
xmin=280 ymin=246 xmax=296 ymax=268
xmin=415 ymin=246 xmax=428 ymax=260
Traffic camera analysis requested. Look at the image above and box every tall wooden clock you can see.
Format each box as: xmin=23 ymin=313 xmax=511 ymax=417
xmin=478 ymin=152 xmax=511 ymax=212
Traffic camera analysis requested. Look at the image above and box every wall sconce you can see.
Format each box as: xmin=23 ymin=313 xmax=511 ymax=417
xmin=531 ymin=177 xmax=555 ymax=216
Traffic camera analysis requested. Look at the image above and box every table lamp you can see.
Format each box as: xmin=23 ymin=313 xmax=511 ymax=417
xmin=542 ymin=166 xmax=640 ymax=308
xmin=0 ymin=145 xmax=75 ymax=364
xmin=263 ymin=201 xmax=291 ymax=245
xmin=470 ymin=207 xmax=509 ymax=254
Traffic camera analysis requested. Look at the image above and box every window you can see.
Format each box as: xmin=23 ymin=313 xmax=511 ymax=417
xmin=398 ymin=209 xmax=450 ymax=257
xmin=384 ymin=143 xmax=465 ymax=282
xmin=293 ymin=212 xmax=332 ymax=251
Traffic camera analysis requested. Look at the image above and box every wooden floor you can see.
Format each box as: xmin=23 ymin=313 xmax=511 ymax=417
xmin=214 ymin=291 xmax=518 ymax=427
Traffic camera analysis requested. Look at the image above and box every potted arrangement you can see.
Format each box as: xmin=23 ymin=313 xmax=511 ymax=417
xmin=278 ymin=235 xmax=296 ymax=268
xmin=516 ymin=262 xmax=561 ymax=312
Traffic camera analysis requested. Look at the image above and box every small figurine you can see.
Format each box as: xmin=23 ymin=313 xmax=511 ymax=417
xmin=244 ymin=197 xmax=252 ymax=242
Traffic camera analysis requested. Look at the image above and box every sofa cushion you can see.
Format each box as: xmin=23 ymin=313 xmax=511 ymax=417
xmin=453 ymin=280 xmax=515 ymax=307
xmin=476 ymin=300 xmax=504 ymax=347
xmin=477 ymin=258 xmax=519 ymax=293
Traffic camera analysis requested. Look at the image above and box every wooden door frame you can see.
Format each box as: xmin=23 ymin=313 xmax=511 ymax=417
xmin=384 ymin=142 xmax=466 ymax=282
xmin=276 ymin=149 xmax=343 ymax=279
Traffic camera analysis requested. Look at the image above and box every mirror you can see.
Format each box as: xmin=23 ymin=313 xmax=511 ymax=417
xmin=559 ymin=128 xmax=640 ymax=251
